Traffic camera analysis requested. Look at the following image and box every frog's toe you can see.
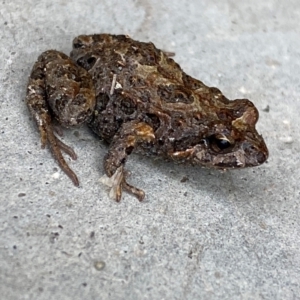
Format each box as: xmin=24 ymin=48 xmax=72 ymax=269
xmin=45 ymin=126 xmax=79 ymax=186
xmin=100 ymin=165 xmax=124 ymax=202
xmin=123 ymin=181 xmax=145 ymax=201
xmin=100 ymin=166 xmax=145 ymax=202
xmin=55 ymin=138 xmax=77 ymax=160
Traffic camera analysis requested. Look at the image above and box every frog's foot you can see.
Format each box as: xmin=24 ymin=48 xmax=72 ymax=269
xmin=100 ymin=166 xmax=145 ymax=202
xmin=27 ymin=99 xmax=79 ymax=186
xmin=44 ymin=125 xmax=79 ymax=186
xmin=102 ymin=120 xmax=155 ymax=201
xmin=28 ymin=106 xmax=80 ymax=186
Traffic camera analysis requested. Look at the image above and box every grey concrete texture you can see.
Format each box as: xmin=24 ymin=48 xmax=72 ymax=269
xmin=1 ymin=0 xmax=299 ymax=299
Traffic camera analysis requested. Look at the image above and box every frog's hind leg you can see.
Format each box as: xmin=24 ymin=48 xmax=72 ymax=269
xmin=26 ymin=50 xmax=96 ymax=186
xmin=101 ymin=121 xmax=155 ymax=202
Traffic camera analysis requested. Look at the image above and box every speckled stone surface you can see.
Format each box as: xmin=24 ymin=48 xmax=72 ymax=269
xmin=1 ymin=1 xmax=300 ymax=299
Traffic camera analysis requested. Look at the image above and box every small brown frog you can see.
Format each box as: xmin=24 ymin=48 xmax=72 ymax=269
xmin=26 ymin=34 xmax=268 ymax=201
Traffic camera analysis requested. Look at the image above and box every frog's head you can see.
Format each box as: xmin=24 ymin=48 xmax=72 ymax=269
xmin=186 ymin=99 xmax=269 ymax=169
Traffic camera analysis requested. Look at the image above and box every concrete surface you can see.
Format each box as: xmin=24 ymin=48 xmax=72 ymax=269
xmin=1 ymin=0 xmax=300 ymax=299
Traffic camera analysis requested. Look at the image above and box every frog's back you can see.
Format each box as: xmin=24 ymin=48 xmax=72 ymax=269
xmin=70 ymin=34 xmax=209 ymax=142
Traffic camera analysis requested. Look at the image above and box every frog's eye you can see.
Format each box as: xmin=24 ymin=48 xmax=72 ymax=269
xmin=208 ymin=134 xmax=233 ymax=152
xmin=215 ymin=138 xmax=231 ymax=150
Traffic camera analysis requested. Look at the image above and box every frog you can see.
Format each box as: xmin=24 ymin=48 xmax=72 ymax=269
xmin=25 ymin=34 xmax=269 ymax=201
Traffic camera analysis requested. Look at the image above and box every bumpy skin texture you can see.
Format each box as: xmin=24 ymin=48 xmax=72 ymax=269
xmin=26 ymin=34 xmax=268 ymax=201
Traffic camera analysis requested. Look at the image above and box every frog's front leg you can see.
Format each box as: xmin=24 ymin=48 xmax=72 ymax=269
xmin=26 ymin=50 xmax=96 ymax=186
xmin=101 ymin=121 xmax=155 ymax=202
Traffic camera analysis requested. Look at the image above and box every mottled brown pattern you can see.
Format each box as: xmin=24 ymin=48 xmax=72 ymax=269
xmin=26 ymin=34 xmax=268 ymax=201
